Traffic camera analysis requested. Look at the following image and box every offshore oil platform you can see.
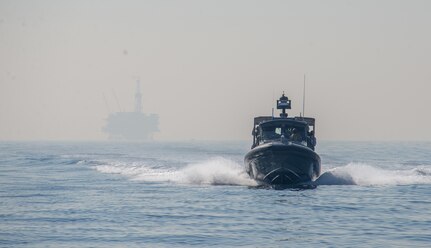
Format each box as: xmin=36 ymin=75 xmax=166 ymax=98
xmin=103 ymin=81 xmax=159 ymax=141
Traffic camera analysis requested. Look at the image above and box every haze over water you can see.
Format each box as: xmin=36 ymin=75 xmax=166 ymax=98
xmin=1 ymin=0 xmax=431 ymax=141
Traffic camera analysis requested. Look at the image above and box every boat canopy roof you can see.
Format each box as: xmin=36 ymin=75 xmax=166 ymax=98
xmin=254 ymin=116 xmax=315 ymax=129
xmin=260 ymin=120 xmax=307 ymax=130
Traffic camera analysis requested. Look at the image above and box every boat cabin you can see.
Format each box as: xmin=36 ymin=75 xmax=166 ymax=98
xmin=251 ymin=93 xmax=317 ymax=150
xmin=251 ymin=117 xmax=316 ymax=150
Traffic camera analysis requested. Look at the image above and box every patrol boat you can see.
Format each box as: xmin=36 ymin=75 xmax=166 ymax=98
xmin=244 ymin=93 xmax=321 ymax=186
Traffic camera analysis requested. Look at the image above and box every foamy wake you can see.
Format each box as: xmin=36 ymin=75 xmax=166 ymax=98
xmin=316 ymin=163 xmax=431 ymax=186
xmin=91 ymin=159 xmax=431 ymax=187
xmin=94 ymin=157 xmax=257 ymax=186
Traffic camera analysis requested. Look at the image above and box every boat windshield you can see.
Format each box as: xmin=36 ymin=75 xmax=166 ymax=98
xmin=259 ymin=123 xmax=307 ymax=145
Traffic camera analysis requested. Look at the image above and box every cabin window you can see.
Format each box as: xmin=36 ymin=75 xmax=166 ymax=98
xmin=275 ymin=127 xmax=282 ymax=135
xmin=261 ymin=126 xmax=281 ymax=141
xmin=258 ymin=125 xmax=307 ymax=143
xmin=289 ymin=128 xmax=304 ymax=142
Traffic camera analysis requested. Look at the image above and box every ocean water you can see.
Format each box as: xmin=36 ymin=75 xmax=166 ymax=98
xmin=0 ymin=141 xmax=430 ymax=247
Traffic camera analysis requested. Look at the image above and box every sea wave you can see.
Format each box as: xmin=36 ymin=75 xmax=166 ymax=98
xmin=90 ymin=158 xmax=431 ymax=187
xmin=315 ymin=163 xmax=431 ymax=186
xmin=93 ymin=157 xmax=257 ymax=186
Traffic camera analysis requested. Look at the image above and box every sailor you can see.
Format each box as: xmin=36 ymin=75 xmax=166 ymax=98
xmin=290 ymin=128 xmax=302 ymax=142
xmin=307 ymin=130 xmax=316 ymax=148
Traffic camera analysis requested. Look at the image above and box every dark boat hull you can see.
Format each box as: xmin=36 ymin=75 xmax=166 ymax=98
xmin=244 ymin=142 xmax=321 ymax=185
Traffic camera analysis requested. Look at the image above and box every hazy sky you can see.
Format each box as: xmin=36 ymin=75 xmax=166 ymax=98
xmin=1 ymin=0 xmax=430 ymax=141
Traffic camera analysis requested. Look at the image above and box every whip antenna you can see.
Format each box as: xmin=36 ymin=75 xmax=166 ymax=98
xmin=302 ymin=74 xmax=306 ymax=117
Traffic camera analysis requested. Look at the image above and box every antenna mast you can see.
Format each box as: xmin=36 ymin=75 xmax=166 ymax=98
xmin=302 ymin=74 xmax=306 ymax=117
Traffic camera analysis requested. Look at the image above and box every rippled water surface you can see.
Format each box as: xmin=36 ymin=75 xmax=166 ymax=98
xmin=1 ymin=141 xmax=430 ymax=247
